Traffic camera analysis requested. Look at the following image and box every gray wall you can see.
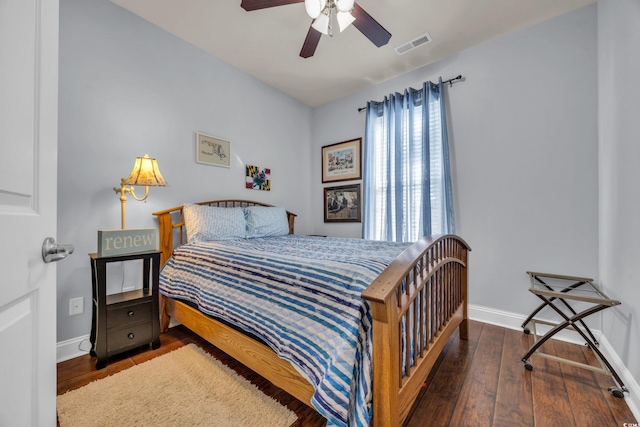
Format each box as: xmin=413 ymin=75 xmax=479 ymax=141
xmin=598 ymin=0 xmax=640 ymax=391
xmin=57 ymin=0 xmax=313 ymax=341
xmin=311 ymin=5 xmax=599 ymax=318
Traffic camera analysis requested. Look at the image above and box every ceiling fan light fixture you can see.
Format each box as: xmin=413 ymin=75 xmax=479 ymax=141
xmin=312 ymin=12 xmax=330 ymax=35
xmin=336 ymin=11 xmax=355 ymax=32
xmin=335 ymin=0 xmax=355 ymax=13
xmin=305 ymin=0 xmax=327 ymax=19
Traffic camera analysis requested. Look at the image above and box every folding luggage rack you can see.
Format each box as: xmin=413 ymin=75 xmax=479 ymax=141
xmin=521 ymin=271 xmax=627 ymax=398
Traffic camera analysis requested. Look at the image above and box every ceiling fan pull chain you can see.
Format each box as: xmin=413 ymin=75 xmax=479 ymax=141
xmin=328 ymin=3 xmax=334 ymax=37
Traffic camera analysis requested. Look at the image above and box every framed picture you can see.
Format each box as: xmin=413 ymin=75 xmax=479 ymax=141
xmin=321 ymin=138 xmax=361 ymax=183
xmin=245 ymin=164 xmax=271 ymax=191
xmin=324 ymin=184 xmax=361 ymax=223
xmin=196 ymin=132 xmax=230 ymax=167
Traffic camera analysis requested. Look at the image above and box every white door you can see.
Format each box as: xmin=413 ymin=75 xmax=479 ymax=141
xmin=0 ymin=0 xmax=60 ymax=425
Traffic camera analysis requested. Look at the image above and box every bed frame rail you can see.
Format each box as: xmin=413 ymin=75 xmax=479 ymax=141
xmin=362 ymin=234 xmax=470 ymax=426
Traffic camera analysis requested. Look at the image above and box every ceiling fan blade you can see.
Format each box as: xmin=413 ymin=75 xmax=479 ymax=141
xmin=241 ymin=0 xmax=304 ymax=12
xmin=351 ymin=3 xmax=391 ymax=47
xmin=300 ymin=26 xmax=322 ymax=58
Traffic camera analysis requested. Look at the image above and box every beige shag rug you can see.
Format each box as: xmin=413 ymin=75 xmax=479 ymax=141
xmin=57 ymin=344 xmax=297 ymax=427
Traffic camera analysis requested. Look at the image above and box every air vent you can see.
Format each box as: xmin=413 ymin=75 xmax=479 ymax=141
xmin=394 ymin=32 xmax=432 ymax=55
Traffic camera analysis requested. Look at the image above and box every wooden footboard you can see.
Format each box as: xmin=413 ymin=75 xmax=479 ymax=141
xmin=362 ymin=234 xmax=470 ymax=426
xmin=153 ymin=201 xmax=470 ymax=427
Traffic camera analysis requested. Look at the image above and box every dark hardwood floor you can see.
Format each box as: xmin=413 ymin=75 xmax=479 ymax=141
xmin=57 ymin=320 xmax=637 ymax=426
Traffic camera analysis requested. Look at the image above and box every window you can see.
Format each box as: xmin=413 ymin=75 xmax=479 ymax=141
xmin=363 ymin=81 xmax=454 ymax=242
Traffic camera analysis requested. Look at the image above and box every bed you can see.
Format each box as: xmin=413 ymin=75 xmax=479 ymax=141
xmin=153 ymin=199 xmax=470 ymax=427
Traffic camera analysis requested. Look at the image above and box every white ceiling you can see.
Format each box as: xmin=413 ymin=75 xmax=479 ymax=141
xmin=110 ymin=0 xmax=595 ymax=107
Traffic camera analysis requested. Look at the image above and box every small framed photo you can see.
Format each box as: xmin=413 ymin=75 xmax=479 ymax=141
xmin=245 ymin=164 xmax=271 ymax=191
xmin=196 ymin=132 xmax=230 ymax=168
xmin=324 ymin=184 xmax=361 ymax=223
xmin=321 ymin=138 xmax=361 ymax=183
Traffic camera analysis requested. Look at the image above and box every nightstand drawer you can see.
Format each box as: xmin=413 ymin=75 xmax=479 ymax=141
xmin=107 ymin=322 xmax=153 ymax=355
xmin=107 ymin=300 xmax=152 ymax=329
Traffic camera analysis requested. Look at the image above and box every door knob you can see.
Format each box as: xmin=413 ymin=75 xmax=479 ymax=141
xmin=42 ymin=237 xmax=74 ymax=263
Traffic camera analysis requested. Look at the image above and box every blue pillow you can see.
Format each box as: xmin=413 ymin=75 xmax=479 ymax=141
xmin=183 ymin=203 xmax=246 ymax=242
xmin=244 ymin=206 xmax=289 ymax=238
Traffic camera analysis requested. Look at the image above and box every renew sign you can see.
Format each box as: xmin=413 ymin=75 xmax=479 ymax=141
xmin=98 ymin=229 xmax=157 ymax=257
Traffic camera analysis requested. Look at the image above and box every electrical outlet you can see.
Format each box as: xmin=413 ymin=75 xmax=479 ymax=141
xmin=69 ymin=297 xmax=84 ymax=316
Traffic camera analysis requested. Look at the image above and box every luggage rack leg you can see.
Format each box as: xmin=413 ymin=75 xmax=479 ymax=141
xmin=521 ymin=300 xmax=605 ymax=363
xmin=522 ymin=317 xmax=628 ymax=398
xmin=520 ymin=277 xmax=599 ymax=345
xmin=521 ymin=271 xmax=627 ymax=398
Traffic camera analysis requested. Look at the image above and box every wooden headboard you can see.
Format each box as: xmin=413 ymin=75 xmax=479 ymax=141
xmin=152 ymin=200 xmax=297 ymax=266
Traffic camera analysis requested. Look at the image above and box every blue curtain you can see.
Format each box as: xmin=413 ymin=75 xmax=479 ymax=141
xmin=362 ymin=78 xmax=455 ymax=242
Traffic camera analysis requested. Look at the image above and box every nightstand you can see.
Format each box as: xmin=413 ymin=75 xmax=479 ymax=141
xmin=88 ymin=251 xmax=161 ymax=369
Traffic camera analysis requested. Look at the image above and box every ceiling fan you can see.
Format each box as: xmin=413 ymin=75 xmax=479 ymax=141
xmin=240 ymin=0 xmax=392 ymax=58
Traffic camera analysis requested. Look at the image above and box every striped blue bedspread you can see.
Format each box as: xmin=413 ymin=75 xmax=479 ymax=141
xmin=159 ymin=234 xmax=410 ymax=426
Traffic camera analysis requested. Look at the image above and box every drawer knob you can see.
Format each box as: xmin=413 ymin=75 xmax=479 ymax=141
xmin=128 ymin=311 xmax=135 ymax=317
xmin=128 ymin=333 xmax=135 ymax=339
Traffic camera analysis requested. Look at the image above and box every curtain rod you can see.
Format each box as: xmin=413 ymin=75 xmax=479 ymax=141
xmin=357 ymin=74 xmax=464 ymax=112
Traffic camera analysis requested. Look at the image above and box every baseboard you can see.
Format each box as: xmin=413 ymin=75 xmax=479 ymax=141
xmin=595 ymin=332 xmax=640 ymax=422
xmin=56 ymin=334 xmax=91 ymax=363
xmin=469 ymin=304 xmax=640 ymax=421
xmin=468 ymin=304 xmax=588 ymax=344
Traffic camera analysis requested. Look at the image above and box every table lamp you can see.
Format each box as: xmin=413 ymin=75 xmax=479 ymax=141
xmin=113 ymin=154 xmax=167 ymax=229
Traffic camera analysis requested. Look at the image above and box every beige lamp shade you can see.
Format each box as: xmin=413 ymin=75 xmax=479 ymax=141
xmin=114 ymin=154 xmax=168 ymax=229
xmin=124 ymin=154 xmax=168 ymax=187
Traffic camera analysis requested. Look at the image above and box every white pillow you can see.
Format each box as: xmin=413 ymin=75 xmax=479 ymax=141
xmin=183 ymin=203 xmax=246 ymax=242
xmin=244 ymin=206 xmax=289 ymax=238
